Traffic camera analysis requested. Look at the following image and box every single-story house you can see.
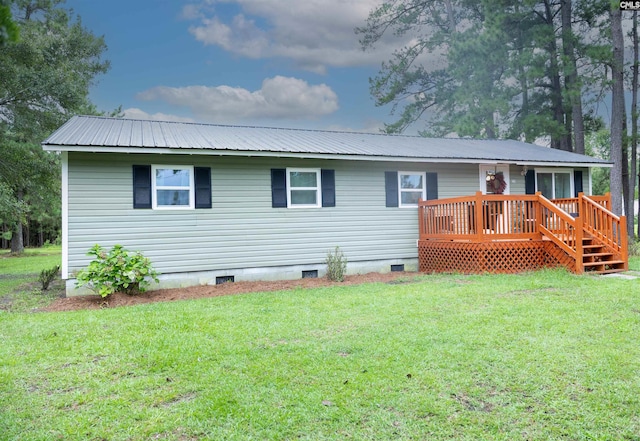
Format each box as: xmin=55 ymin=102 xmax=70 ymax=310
xmin=42 ymin=115 xmax=612 ymax=296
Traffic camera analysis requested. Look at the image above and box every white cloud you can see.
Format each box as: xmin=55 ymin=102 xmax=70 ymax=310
xmin=180 ymin=3 xmax=204 ymax=20
xmin=183 ymin=0 xmax=404 ymax=73
xmin=189 ymin=14 xmax=269 ymax=59
xmin=135 ymin=76 xmax=339 ymax=123
xmin=122 ymin=108 xmax=196 ymax=123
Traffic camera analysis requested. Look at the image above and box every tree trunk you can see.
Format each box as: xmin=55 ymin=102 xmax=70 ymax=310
xmin=10 ymin=189 xmax=25 ymax=253
xmin=561 ymin=0 xmax=585 ymax=154
xmin=10 ymin=221 xmax=24 ymax=253
xmin=444 ymin=0 xmax=456 ymax=33
xmin=545 ymin=0 xmax=570 ymax=151
xmin=622 ymin=119 xmax=631 ymax=220
xmin=610 ymin=7 xmax=625 ymax=216
xmin=632 ymin=11 xmax=638 ymax=239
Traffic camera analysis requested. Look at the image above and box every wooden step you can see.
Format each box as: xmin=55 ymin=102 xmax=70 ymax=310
xmin=583 ymin=252 xmax=614 ymax=258
xmin=582 ymin=259 xmax=626 ymax=274
xmin=586 ymin=267 xmax=628 ymax=275
xmin=583 ymin=259 xmax=625 ymax=266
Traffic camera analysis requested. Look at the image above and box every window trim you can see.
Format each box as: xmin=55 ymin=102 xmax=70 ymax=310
xmin=151 ymin=165 xmax=195 ymax=210
xmin=398 ymin=171 xmax=427 ymax=208
xmin=535 ymin=168 xmax=574 ymax=199
xmin=286 ymin=168 xmax=322 ymax=208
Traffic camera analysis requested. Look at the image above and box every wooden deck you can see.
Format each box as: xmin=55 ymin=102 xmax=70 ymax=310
xmin=418 ymin=192 xmax=628 ymax=275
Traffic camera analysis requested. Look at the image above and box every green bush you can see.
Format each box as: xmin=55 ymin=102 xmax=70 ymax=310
xmin=75 ymin=244 xmax=159 ymax=297
xmin=325 ymin=246 xmax=347 ymax=282
xmin=38 ymin=265 xmax=60 ymax=291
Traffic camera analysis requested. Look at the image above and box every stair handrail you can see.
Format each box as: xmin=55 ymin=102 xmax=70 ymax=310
xmin=579 ymin=193 xmax=628 ymax=265
xmin=536 ymin=193 xmax=582 ymax=268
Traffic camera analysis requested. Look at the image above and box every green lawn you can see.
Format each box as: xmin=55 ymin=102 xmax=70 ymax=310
xmin=1 ymin=263 xmax=639 ymax=440
xmin=0 ymin=246 xmax=64 ymax=312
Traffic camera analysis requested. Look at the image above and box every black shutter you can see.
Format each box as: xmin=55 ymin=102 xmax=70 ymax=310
xmin=385 ymin=171 xmax=398 ymax=207
xmin=574 ymin=170 xmax=583 ymax=196
xmin=194 ymin=167 xmax=212 ymax=209
xmin=321 ymin=169 xmax=335 ymax=207
xmin=132 ymin=165 xmax=152 ymax=209
xmin=426 ymin=172 xmax=438 ymax=200
xmin=525 ymin=169 xmax=536 ymax=194
xmin=271 ymin=169 xmax=287 ymax=208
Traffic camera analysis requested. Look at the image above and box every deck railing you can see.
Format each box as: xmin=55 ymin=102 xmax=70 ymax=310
xmin=536 ymin=194 xmax=582 ymax=269
xmin=580 ymin=195 xmax=628 ymax=263
xmin=551 ymin=194 xmax=610 ymax=215
xmin=418 ymin=192 xmax=626 ymax=273
xmin=419 ymin=192 xmax=542 ymax=242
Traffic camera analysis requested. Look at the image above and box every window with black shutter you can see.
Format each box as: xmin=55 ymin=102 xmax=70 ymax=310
xmin=385 ymin=171 xmax=437 ymax=207
xmin=133 ymin=165 xmax=211 ymax=210
xmin=271 ymin=168 xmax=336 ymax=208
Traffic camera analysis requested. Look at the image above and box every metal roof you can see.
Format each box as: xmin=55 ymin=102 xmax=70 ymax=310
xmin=42 ymin=115 xmax=610 ymax=166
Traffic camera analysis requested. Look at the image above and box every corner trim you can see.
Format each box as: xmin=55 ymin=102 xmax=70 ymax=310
xmin=61 ymin=151 xmax=69 ymax=279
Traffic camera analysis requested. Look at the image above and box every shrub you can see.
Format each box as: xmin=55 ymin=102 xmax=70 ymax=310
xmin=326 ymin=246 xmax=347 ymax=282
xmin=75 ymin=244 xmax=159 ymax=297
xmin=38 ymin=265 xmax=60 ymax=291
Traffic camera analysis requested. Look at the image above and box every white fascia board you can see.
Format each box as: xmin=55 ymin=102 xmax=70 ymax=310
xmin=42 ymin=144 xmax=609 ymax=167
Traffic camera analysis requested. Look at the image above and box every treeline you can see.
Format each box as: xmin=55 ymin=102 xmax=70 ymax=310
xmin=358 ymin=0 xmax=637 ymax=235
xmin=0 ymin=0 xmax=110 ymax=252
xmin=0 ymin=220 xmax=59 ymax=248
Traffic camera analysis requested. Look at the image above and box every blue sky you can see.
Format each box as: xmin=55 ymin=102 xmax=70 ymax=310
xmin=64 ymin=0 xmax=405 ymax=132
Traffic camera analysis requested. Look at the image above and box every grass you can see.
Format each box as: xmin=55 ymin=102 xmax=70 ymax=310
xmin=1 ymin=261 xmax=640 ymax=440
xmin=0 ymin=246 xmax=64 ymax=312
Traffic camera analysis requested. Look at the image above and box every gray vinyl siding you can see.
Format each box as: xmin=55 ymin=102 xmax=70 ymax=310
xmin=67 ymin=154 xmax=591 ymax=276
xmin=578 ymin=167 xmax=590 ymax=194
xmin=509 ymin=165 xmax=526 ymax=194
xmin=66 ymin=153 xmax=481 ymax=276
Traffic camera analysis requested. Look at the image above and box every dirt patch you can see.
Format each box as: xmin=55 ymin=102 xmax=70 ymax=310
xmin=43 ymin=272 xmax=418 ymax=312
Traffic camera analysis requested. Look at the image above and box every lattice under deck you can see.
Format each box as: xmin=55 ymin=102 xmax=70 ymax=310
xmin=419 ymin=240 xmax=573 ymax=274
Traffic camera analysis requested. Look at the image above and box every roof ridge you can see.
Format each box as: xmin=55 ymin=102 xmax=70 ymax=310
xmin=70 ymin=115 xmax=437 ymax=140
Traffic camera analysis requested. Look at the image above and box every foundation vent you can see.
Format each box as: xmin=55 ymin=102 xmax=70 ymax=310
xmin=216 ymin=275 xmax=235 ymax=285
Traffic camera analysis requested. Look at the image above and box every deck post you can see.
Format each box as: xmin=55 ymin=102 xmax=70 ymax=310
xmin=475 ymin=191 xmax=484 ymax=241
xmin=418 ymin=198 xmax=424 ymax=241
xmin=575 ymin=216 xmax=584 ymax=274
xmin=578 ymin=192 xmax=584 ymax=220
xmin=620 ymin=216 xmax=629 ymax=270
xmin=535 ymin=192 xmax=543 ymax=234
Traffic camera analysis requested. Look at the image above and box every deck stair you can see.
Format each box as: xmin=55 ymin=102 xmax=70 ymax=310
xmin=540 ymin=194 xmax=628 ymax=275
xmin=580 ymin=236 xmax=627 ymax=274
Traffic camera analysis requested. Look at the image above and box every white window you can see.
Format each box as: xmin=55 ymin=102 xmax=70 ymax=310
xmin=152 ymin=165 xmax=195 ymax=209
xmin=399 ymin=172 xmax=426 ymax=207
xmin=536 ymin=169 xmax=573 ymax=199
xmin=287 ymin=168 xmax=321 ymax=208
